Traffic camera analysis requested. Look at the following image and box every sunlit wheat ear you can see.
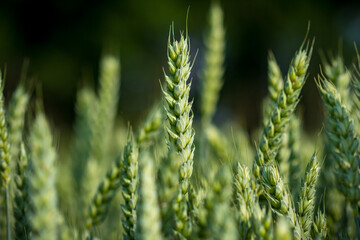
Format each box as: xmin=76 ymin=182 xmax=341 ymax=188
xmin=253 ymin=40 xmax=313 ymax=239
xmin=162 ymin=23 xmax=195 ymax=194
xmin=254 ymin=41 xmax=313 ymax=178
xmin=136 ymin=151 xmax=163 ymax=240
xmin=316 ymin=77 xmax=360 ymax=210
xmin=297 ymin=153 xmax=320 ymax=238
xmin=28 ymin=112 xmax=60 ymax=240
xmin=200 ymin=2 xmax=225 ymax=125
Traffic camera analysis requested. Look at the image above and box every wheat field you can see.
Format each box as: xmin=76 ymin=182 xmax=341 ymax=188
xmin=0 ymin=2 xmax=360 ymax=240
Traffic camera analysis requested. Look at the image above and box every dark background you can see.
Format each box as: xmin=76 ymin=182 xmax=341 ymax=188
xmin=1 ymin=0 xmax=360 ymax=133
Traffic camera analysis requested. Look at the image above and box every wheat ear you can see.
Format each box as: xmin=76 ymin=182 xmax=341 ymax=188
xmin=200 ymin=2 xmax=225 ymax=125
xmin=311 ymin=209 xmax=327 ymax=240
xmin=254 ymin=42 xmax=313 ymax=238
xmin=28 ymin=112 xmax=60 ymax=240
xmin=0 ymin=73 xmax=11 ymax=189
xmin=120 ymin=133 xmax=138 ymax=240
xmin=13 ymin=143 xmax=30 ymax=240
xmin=316 ymin=77 xmax=360 ymax=214
xmin=136 ymin=152 xmax=163 ymax=240
xmin=263 ymin=51 xmax=283 ymax=125
xmin=196 ymin=166 xmax=237 ymax=240
xmin=233 ymin=164 xmax=274 ymax=239
xmin=297 ymin=153 xmax=320 ymax=237
xmin=7 ymin=85 xmax=29 ymax=167
xmin=162 ymin=23 xmax=195 ymax=194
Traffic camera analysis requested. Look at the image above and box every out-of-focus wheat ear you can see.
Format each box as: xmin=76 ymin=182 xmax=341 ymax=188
xmin=188 ymin=183 xmax=205 ymax=227
xmin=275 ymin=216 xmax=293 ymax=240
xmin=82 ymin=55 xmax=121 ymax=212
xmin=287 ymin=115 xmax=302 ymax=196
xmin=157 ymin=146 xmax=180 ymax=236
xmin=262 ymin=51 xmax=283 ymax=125
xmin=323 ymin=53 xmax=352 ymax=110
xmin=199 ymin=1 xmax=225 ymax=125
xmin=173 ymin=188 xmax=192 ymax=239
xmin=195 ymin=166 xmax=237 ymax=240
xmin=316 ymin=77 xmax=360 ymax=210
xmin=311 ymin=209 xmax=327 ymax=240
xmin=92 ymin=54 xmax=121 ymax=162
xmin=13 ymin=143 xmax=31 ymax=240
xmin=28 ymin=112 xmax=60 ymax=240
xmin=162 ymin=23 xmax=195 ymax=195
xmin=85 ymin=130 xmax=138 ymax=239
xmin=137 ymin=103 xmax=163 ymax=146
xmin=233 ymin=163 xmax=257 ymax=238
xmin=252 ymin=205 xmax=273 ymax=240
xmin=297 ymin=153 xmax=320 ymax=238
xmin=204 ymin=124 xmax=231 ymax=163
xmin=7 ymin=85 xmax=29 ymax=169
xmin=135 ymin=151 xmax=163 ymax=240
xmin=72 ymin=87 xmax=98 ymax=186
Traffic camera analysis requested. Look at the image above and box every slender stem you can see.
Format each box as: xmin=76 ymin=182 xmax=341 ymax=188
xmin=5 ymin=187 xmax=11 ymax=240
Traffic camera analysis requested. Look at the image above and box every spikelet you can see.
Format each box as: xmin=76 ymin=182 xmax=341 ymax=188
xmin=162 ymin=24 xmax=195 ymax=194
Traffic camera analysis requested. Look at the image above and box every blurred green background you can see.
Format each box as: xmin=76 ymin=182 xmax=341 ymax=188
xmin=1 ymin=0 xmax=360 ymax=132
